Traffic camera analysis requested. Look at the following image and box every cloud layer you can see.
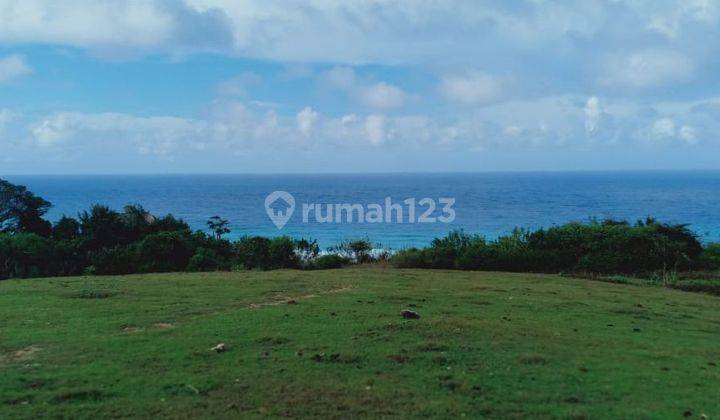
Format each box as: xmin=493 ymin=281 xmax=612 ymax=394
xmin=1 ymin=0 xmax=720 ymax=172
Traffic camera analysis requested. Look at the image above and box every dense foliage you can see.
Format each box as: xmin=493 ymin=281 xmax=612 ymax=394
xmin=1 ymin=178 xmax=718 ymax=279
xmin=392 ymin=219 xmax=715 ymax=275
xmin=0 ymin=179 xmax=52 ymax=236
xmin=0 ymin=179 xmax=351 ymax=279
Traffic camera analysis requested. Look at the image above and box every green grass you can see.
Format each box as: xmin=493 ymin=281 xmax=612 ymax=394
xmin=1 ymin=268 xmax=719 ymax=419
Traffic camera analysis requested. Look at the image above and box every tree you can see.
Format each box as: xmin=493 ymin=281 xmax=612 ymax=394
xmin=78 ymin=205 xmax=128 ymax=250
xmin=0 ymin=178 xmax=52 ymax=236
xmin=52 ymin=216 xmax=81 ymax=241
xmin=207 ymin=216 xmax=230 ymax=240
xmin=295 ymin=238 xmax=320 ymax=262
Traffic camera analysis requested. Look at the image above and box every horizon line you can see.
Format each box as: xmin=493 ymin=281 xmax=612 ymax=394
xmin=3 ymin=168 xmax=720 ymax=177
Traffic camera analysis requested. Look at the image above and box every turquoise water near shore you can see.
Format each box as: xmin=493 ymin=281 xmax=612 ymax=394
xmin=5 ymin=171 xmax=720 ymax=248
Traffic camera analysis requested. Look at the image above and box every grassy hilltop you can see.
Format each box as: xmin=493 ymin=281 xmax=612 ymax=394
xmin=1 ymin=268 xmax=719 ymax=418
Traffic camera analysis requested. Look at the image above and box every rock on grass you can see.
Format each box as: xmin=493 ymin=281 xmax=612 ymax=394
xmin=401 ymin=309 xmax=420 ymax=319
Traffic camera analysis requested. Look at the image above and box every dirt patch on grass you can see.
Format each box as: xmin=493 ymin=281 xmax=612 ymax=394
xmin=121 ymin=325 xmax=143 ymax=333
xmin=0 ymin=345 xmax=42 ymax=363
xmin=154 ymin=322 xmax=175 ymax=329
xmin=249 ymin=285 xmax=353 ymax=308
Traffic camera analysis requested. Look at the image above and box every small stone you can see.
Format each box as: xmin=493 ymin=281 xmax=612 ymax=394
xmin=211 ymin=343 xmax=227 ymax=353
xmin=401 ymin=309 xmax=420 ymax=319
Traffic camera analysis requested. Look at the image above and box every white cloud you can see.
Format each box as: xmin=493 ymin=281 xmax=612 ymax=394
xmin=322 ymin=66 xmax=356 ymax=89
xmin=679 ymin=125 xmax=697 ymax=144
xmin=0 ymin=0 xmax=234 ymax=56
xmin=652 ymin=118 xmax=676 ymax=138
xmin=601 ymin=50 xmax=694 ymax=89
xmin=296 ymin=106 xmax=318 ymax=136
xmin=440 ymin=72 xmax=503 ymax=106
xmin=647 ymin=0 xmax=720 ymax=38
xmin=0 ymin=0 xmax=714 ymax=88
xmin=357 ymin=82 xmax=405 ymax=109
xmin=30 ymin=112 xmax=207 ymax=156
xmin=584 ymin=96 xmax=601 ymax=133
xmin=0 ymin=54 xmax=32 ymax=83
xmin=364 ymin=115 xmax=386 ymax=145
xmin=215 ymin=72 xmax=261 ymax=96
xmin=13 ymin=92 xmax=717 ymax=169
xmin=321 ymin=66 xmax=406 ymax=110
xmin=640 ymin=118 xmax=699 ymax=145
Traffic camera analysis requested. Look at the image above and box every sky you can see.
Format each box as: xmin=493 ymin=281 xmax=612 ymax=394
xmin=1 ymin=0 xmax=720 ymax=174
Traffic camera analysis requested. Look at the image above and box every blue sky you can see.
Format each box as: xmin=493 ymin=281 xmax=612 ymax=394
xmin=1 ymin=0 xmax=720 ymax=174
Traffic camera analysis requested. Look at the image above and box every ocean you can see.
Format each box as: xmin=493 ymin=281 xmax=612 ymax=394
xmin=5 ymin=171 xmax=720 ymax=248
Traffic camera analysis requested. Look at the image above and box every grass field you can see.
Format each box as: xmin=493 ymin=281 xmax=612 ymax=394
xmin=1 ymin=268 xmax=719 ymax=418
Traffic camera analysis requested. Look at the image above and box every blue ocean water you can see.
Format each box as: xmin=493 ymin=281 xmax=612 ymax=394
xmin=5 ymin=171 xmax=720 ymax=248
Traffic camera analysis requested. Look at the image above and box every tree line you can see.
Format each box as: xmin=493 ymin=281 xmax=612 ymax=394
xmin=1 ymin=178 xmax=719 ymax=281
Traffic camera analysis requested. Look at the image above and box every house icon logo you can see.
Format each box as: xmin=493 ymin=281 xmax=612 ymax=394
xmin=264 ymin=191 xmax=295 ymax=229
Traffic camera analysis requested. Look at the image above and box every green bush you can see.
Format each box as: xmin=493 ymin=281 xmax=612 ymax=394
xmin=269 ymin=236 xmax=301 ymax=269
xmin=0 ymin=233 xmax=58 ymax=278
xmin=0 ymin=186 xmax=715 ymax=281
xmin=90 ymin=245 xmax=138 ymax=275
xmin=697 ymin=243 xmax=720 ymax=270
xmin=79 ymin=205 xmax=130 ymax=251
xmin=133 ymin=231 xmax=195 ymax=273
xmin=235 ymin=236 xmax=300 ymax=270
xmin=306 ymin=254 xmax=349 ymax=270
xmin=187 ymin=247 xmax=225 ymax=272
xmin=393 ymin=220 xmax=705 ymax=275
xmin=235 ymin=236 xmax=271 ymax=270
xmin=53 ymin=216 xmax=81 ymax=241
xmin=392 ymin=248 xmax=427 ymax=269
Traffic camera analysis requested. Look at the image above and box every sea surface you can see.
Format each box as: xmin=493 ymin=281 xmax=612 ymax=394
xmin=5 ymin=171 xmax=720 ymax=248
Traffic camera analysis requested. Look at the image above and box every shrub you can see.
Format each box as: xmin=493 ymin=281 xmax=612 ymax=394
xmin=187 ymin=247 xmax=225 ymax=272
xmin=235 ymin=236 xmax=271 ymax=270
xmin=90 ymin=245 xmax=138 ymax=275
xmin=235 ymin=236 xmax=300 ymax=270
xmin=306 ymin=254 xmax=349 ymax=270
xmin=330 ymin=238 xmax=374 ymax=263
xmin=269 ymin=236 xmax=301 ymax=269
xmin=133 ymin=231 xmax=195 ymax=273
xmin=53 ymin=216 xmax=81 ymax=241
xmin=394 ymin=220 xmax=706 ymax=275
xmin=0 ymin=233 xmax=58 ymax=278
xmin=392 ymin=248 xmax=428 ymax=268
xmin=697 ymin=243 xmax=720 ymax=270
xmin=53 ymin=239 xmax=87 ymax=276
